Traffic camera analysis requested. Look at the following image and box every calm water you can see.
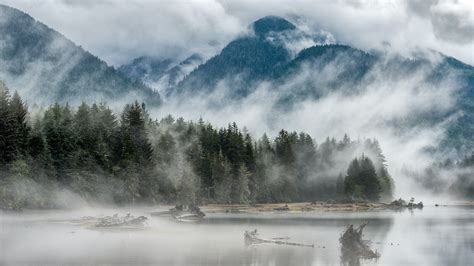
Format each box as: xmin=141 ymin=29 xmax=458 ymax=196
xmin=0 ymin=205 xmax=472 ymax=266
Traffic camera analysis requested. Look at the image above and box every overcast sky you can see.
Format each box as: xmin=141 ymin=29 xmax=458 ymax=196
xmin=1 ymin=0 xmax=472 ymax=66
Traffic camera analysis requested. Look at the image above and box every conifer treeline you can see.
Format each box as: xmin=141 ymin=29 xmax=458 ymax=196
xmin=0 ymin=82 xmax=393 ymax=209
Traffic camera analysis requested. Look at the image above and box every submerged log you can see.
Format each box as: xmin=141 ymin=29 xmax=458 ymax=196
xmin=339 ymin=223 xmax=380 ymax=262
xmin=244 ymin=229 xmax=314 ymax=248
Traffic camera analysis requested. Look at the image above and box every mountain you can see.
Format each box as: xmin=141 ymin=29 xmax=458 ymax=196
xmin=1 ymin=6 xmax=472 ymax=154
xmin=117 ymin=57 xmax=175 ymax=83
xmin=0 ymin=4 xmax=161 ymax=106
xmin=174 ymin=16 xmax=296 ymax=98
xmin=252 ymin=15 xmax=296 ymax=37
xmin=118 ymin=53 xmax=203 ymax=96
xmin=169 ymin=16 xmax=473 ymax=153
xmin=174 ymin=16 xmax=472 ymax=99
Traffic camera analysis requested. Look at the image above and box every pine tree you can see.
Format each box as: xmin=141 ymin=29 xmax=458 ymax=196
xmin=344 ymin=155 xmax=382 ymax=201
xmin=359 ymin=155 xmax=381 ymax=201
xmin=120 ymin=102 xmax=153 ymax=165
xmin=94 ymin=103 xmax=118 ymax=169
xmin=0 ymin=82 xmax=16 ymax=164
xmin=275 ymin=129 xmax=294 ymax=166
xmin=9 ymin=91 xmax=30 ymax=157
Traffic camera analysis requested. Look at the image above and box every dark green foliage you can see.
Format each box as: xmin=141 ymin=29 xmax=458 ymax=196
xmin=42 ymin=104 xmax=78 ymax=172
xmin=0 ymin=82 xmax=16 ymax=164
xmin=9 ymin=91 xmax=29 ymax=156
xmin=0 ymin=82 xmax=30 ymax=164
xmin=176 ymin=17 xmax=292 ymax=97
xmin=118 ymin=102 xmax=153 ymax=166
xmin=343 ymin=155 xmax=384 ymax=201
xmin=0 ymin=85 xmax=399 ymax=208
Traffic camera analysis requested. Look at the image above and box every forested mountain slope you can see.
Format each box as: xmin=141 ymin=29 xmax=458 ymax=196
xmin=0 ymin=4 xmax=161 ymax=106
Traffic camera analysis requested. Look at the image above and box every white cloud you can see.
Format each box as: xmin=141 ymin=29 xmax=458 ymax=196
xmin=0 ymin=0 xmax=472 ymax=66
xmin=0 ymin=0 xmax=471 ymax=197
xmin=149 ymin=50 xmax=463 ymax=197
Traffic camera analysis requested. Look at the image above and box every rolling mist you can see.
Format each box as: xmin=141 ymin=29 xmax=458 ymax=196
xmin=0 ymin=2 xmax=472 ymax=205
xmin=1 ymin=3 xmax=474 ymax=266
xmin=152 ymin=48 xmax=470 ymax=201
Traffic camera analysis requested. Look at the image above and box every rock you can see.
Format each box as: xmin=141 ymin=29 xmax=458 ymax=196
xmin=389 ymin=197 xmax=423 ymax=209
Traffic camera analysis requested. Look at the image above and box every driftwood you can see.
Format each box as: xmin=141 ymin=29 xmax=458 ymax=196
xmin=244 ymin=229 xmax=314 ymax=248
xmin=340 ymin=223 xmax=379 ymax=265
xmin=151 ymin=204 xmax=206 ymax=222
xmin=174 ymin=205 xmax=205 ymax=222
xmin=273 ymin=204 xmax=290 ymax=211
xmin=95 ymin=213 xmax=148 ymax=227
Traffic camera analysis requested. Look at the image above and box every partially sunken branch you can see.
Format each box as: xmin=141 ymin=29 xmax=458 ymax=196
xmin=244 ymin=229 xmax=314 ymax=248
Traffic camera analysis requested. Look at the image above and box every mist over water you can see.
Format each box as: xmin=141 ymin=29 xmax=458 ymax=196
xmin=0 ymin=3 xmax=472 ymax=266
xmin=0 ymin=2 xmax=471 ymax=199
xmin=1 ymin=206 xmax=472 ymax=266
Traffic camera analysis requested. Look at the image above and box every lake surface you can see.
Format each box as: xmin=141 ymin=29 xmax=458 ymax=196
xmin=1 ymin=205 xmax=472 ymax=266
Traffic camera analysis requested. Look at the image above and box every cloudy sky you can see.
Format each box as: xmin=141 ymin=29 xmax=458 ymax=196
xmin=1 ymin=0 xmax=472 ymax=66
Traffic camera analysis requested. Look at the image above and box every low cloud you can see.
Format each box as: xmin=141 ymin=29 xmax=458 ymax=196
xmin=151 ymin=51 xmax=463 ymax=198
xmin=0 ymin=0 xmax=472 ymax=66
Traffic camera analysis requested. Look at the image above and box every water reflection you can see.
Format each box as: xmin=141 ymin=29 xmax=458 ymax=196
xmin=0 ymin=206 xmax=472 ymax=265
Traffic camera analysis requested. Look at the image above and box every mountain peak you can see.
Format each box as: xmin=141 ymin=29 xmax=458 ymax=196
xmin=252 ymin=16 xmax=296 ymax=37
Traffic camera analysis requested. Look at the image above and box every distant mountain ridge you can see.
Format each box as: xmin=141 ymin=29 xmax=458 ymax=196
xmin=0 ymin=4 xmax=161 ymax=106
xmin=0 ymin=5 xmax=472 ymax=154
xmin=120 ymin=16 xmax=334 ymax=98
xmin=118 ymin=53 xmax=203 ymax=96
xmin=171 ymin=16 xmax=473 ymax=153
xmin=173 ymin=16 xmax=472 ymax=99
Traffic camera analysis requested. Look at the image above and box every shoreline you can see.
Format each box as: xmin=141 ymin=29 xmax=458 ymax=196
xmin=201 ymin=200 xmax=474 ymax=214
xmin=2 ymin=200 xmax=473 ymax=214
xmin=203 ymin=202 xmax=393 ymax=214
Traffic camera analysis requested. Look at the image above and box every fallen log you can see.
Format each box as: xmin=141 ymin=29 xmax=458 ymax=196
xmin=95 ymin=213 xmax=148 ymax=228
xmin=174 ymin=213 xmax=205 ymax=222
xmin=273 ymin=204 xmax=290 ymax=211
xmin=244 ymin=229 xmax=314 ymax=248
xmin=173 ymin=205 xmax=205 ymax=222
xmin=152 ymin=204 xmax=206 ymax=220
